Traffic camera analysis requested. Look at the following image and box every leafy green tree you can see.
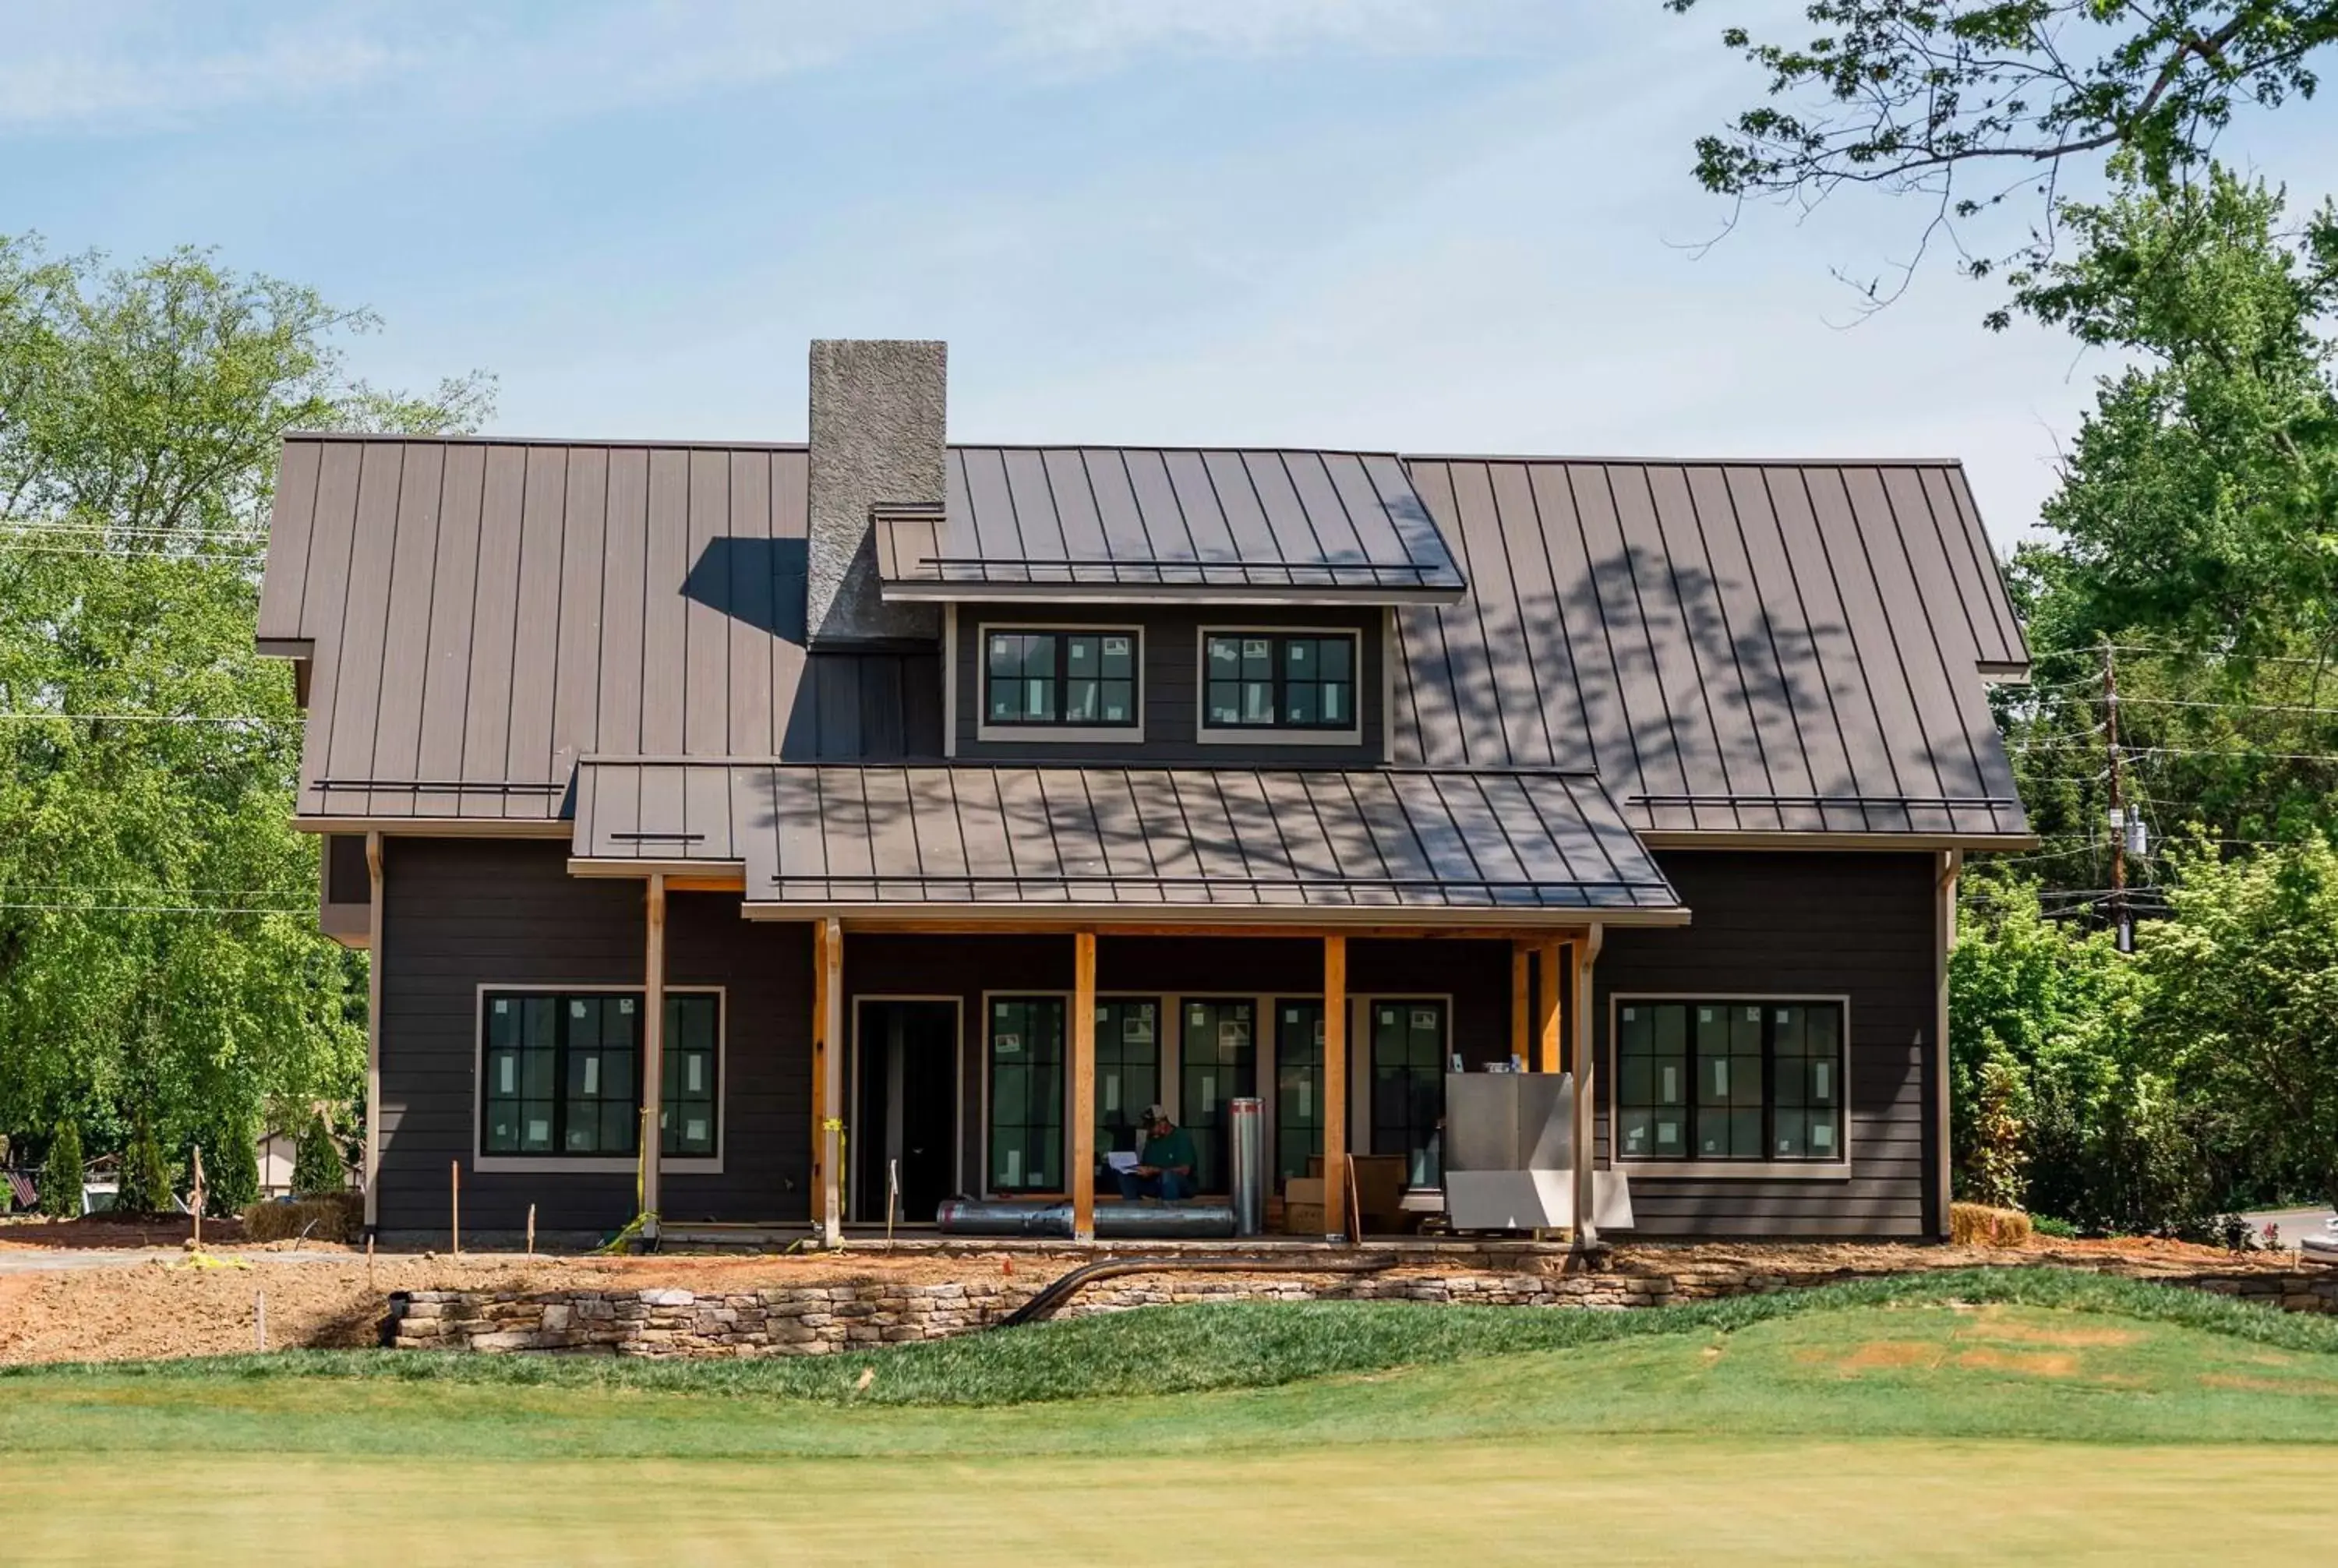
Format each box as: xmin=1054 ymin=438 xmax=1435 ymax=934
xmin=40 ymin=1117 xmax=81 ymax=1218
xmin=1671 ymin=2 xmax=2338 ymax=293
xmin=192 ymin=1117 xmax=259 ymax=1217
xmin=113 ymin=1118 xmax=175 ymax=1219
xmin=291 ymin=1111 xmax=344 ymax=1197
xmin=2141 ymin=836 xmax=2338 ymax=1211
xmin=0 ymin=237 xmax=487 ymax=1170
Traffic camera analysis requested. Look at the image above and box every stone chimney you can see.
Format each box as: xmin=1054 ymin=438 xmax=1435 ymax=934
xmin=806 ymin=338 xmax=945 ymax=645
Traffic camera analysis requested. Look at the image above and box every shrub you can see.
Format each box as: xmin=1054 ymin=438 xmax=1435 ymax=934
xmin=2029 ymin=1213 xmax=2082 ymax=1239
xmin=239 ymin=1192 xmax=362 ymax=1244
xmin=1950 ymin=1202 xmax=2034 ymax=1248
xmin=291 ymin=1112 xmax=346 ymax=1197
xmin=114 ymin=1120 xmax=177 ymax=1219
xmin=1969 ymin=1055 xmax=2031 ymax=1210
xmin=41 ymin=1119 xmax=84 ymax=1219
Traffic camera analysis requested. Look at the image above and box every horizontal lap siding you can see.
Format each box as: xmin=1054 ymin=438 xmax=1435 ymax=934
xmin=379 ymin=839 xmax=811 ymax=1234
xmin=1598 ymin=849 xmax=1937 ymax=1239
xmin=955 ymin=604 xmax=1383 ymax=765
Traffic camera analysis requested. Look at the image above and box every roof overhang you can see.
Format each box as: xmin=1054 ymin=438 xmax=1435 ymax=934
xmin=878 ymin=581 xmax=1467 ymax=607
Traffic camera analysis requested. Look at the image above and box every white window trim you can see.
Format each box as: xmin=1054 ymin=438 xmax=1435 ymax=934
xmin=974 ymin=621 xmax=1146 ymax=744
xmin=1195 ymin=625 xmax=1365 ymax=747
xmin=471 ymin=982 xmax=726 ymax=1174
xmin=846 ymin=994 xmax=964 ymax=1225
xmin=1606 ymin=991 xmax=1856 ymax=1181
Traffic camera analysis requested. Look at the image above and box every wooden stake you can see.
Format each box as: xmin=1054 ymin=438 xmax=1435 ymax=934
xmin=256 ymin=1291 xmax=267 ymax=1353
xmin=527 ymin=1202 xmax=536 ymax=1258
xmin=191 ymin=1142 xmax=205 ymax=1251
xmin=366 ymin=1234 xmax=374 ymax=1291
xmin=450 ymin=1160 xmax=461 ymax=1258
xmin=641 ymin=873 xmax=667 ymax=1240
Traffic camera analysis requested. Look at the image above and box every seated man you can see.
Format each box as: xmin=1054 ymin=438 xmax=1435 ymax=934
xmin=1115 ymin=1104 xmax=1197 ymax=1202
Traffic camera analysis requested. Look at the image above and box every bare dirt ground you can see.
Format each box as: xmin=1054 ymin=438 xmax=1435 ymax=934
xmin=0 ymin=1216 xmax=2317 ymax=1366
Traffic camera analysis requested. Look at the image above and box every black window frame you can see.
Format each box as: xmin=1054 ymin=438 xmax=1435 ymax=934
xmin=1369 ymin=997 xmax=1446 ymax=1189
xmin=987 ymin=994 xmax=1067 ymax=1195
xmin=981 ymin=627 xmax=1142 ymax=730
xmin=1202 ymin=630 xmax=1360 ymax=733
xmin=1612 ymin=998 xmax=1847 ymax=1165
xmin=478 ymin=988 xmax=723 ymax=1163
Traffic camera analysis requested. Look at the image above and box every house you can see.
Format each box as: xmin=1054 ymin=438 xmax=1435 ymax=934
xmin=257 ymin=340 xmax=2030 ymax=1246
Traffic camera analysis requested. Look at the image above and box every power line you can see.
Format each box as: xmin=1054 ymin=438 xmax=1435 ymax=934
xmin=1 ymin=523 xmax=266 ymax=542
xmin=0 ymin=543 xmax=260 ymax=563
xmin=0 ymin=902 xmax=309 ymax=915
xmin=0 ymin=713 xmax=288 ymax=725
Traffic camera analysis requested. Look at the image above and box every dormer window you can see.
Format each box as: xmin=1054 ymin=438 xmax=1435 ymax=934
xmin=1201 ymin=630 xmax=1360 ymax=741
xmin=980 ymin=627 xmax=1142 ymax=738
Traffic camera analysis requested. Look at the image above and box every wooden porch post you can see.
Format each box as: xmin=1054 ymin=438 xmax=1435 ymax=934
xmin=640 ymin=874 xmax=666 ymax=1241
xmin=1509 ymin=941 xmax=1531 ymax=1067
xmin=1572 ymin=923 xmax=1604 ymax=1248
xmin=362 ymin=831 xmax=383 ymax=1238
xmin=1323 ymin=934 xmax=1348 ymax=1241
xmin=1537 ymin=934 xmax=1564 ymax=1074
xmin=1936 ymin=849 xmax=1962 ymax=1239
xmin=1072 ymin=931 xmax=1098 ymax=1241
xmin=811 ymin=916 xmax=844 ymax=1247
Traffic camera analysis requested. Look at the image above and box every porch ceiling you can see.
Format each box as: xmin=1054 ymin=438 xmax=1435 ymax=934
xmin=570 ymin=760 xmax=1687 ymax=922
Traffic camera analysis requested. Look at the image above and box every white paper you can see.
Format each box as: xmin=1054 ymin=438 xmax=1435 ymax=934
xmin=685 ymin=1118 xmax=707 ymax=1144
xmin=1298 ymin=1081 xmax=1312 ymax=1117
xmin=997 ymin=1032 xmax=1021 ymax=1055
xmin=1107 ymin=1150 xmax=1140 ymax=1171
xmin=527 ymin=1118 xmax=549 ymax=1145
xmin=687 ymin=1058 xmax=704 ymax=1093
xmin=1657 ymin=1120 xmax=1678 ymax=1146
xmin=1202 ymin=1073 xmax=1217 ymax=1111
xmin=1411 ymin=1009 xmax=1437 ymax=1031
xmin=1813 ymin=1123 xmax=1834 ymax=1151
xmin=1660 ymin=1065 xmax=1677 ymax=1103
xmin=1713 ymin=1059 xmax=1730 ymax=1095
xmin=1814 ymin=1062 xmax=1831 ymax=1099
xmin=1005 ymin=1149 xmax=1022 ymax=1185
xmin=571 ymin=1000 xmax=588 ymax=1019
xmin=494 ymin=998 xmax=510 ymax=1015
xmin=1104 ymin=1072 xmax=1120 ymax=1113
xmin=583 ymin=1059 xmax=599 ymax=1095
xmin=498 ymin=1058 xmax=515 ymax=1095
xmin=620 ymin=998 xmax=634 ymax=1015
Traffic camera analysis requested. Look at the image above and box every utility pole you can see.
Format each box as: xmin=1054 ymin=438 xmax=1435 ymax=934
xmin=2103 ymin=639 xmax=2131 ymax=953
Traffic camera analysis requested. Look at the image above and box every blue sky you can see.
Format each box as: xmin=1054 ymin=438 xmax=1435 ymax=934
xmin=8 ymin=1 xmax=2337 ymax=548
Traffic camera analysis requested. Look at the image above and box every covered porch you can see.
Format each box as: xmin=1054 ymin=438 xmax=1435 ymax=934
xmin=569 ymin=759 xmax=1691 ymax=1247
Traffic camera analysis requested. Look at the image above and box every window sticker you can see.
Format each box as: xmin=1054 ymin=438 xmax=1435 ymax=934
xmin=1201 ymin=1073 xmax=1217 ymax=1112
xmin=1411 ymin=1008 xmax=1438 ymax=1031
xmin=996 ymin=1032 xmax=1022 ymax=1055
xmin=494 ymin=998 xmax=510 ymax=1015
xmin=1219 ymin=1019 xmax=1248 ymax=1049
xmin=527 ymin=1118 xmax=549 ymax=1145
xmin=498 ymin=1058 xmax=515 ymax=1095
xmin=571 ymin=1000 xmax=588 ymax=1019
xmin=619 ymin=998 xmax=634 ymax=1014
xmin=1104 ymin=1073 xmax=1119 ymax=1113
xmin=583 ymin=1059 xmax=599 ymax=1095
xmin=1698 ymin=1007 xmax=1715 ymax=1023
xmin=1813 ymin=1123 xmax=1834 ymax=1151
xmin=1003 ymin=1149 xmax=1022 ymax=1185
xmin=687 ymin=1058 xmax=704 ymax=1093
xmin=1298 ymin=1082 xmax=1312 ymax=1117
xmin=1124 ymin=1013 xmax=1154 ymax=1044
xmin=1103 ymin=636 xmax=1129 ymax=656
xmin=685 ymin=1118 xmax=707 ymax=1144
xmin=1814 ymin=1062 xmax=1831 ymax=1099
xmin=1622 ymin=1006 xmax=1636 ymax=1022
xmin=1660 ymin=1065 xmax=1677 ymax=1102
xmin=1244 ymin=638 xmax=1270 ymax=659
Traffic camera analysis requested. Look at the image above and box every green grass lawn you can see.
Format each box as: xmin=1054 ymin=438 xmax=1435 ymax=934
xmin=7 ymin=1270 xmax=2336 ymax=1565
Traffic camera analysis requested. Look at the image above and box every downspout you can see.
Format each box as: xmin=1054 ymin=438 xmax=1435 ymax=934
xmin=363 ymin=830 xmax=384 ymax=1239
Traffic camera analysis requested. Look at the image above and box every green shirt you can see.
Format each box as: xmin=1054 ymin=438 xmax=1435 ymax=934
xmin=1141 ymin=1126 xmax=1197 ymax=1173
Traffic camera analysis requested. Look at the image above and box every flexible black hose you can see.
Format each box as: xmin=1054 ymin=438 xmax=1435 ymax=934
xmin=994 ymin=1252 xmax=1398 ymax=1330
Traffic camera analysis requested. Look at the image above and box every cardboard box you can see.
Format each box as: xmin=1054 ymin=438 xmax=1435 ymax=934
xmin=1281 ymin=1202 xmax=1325 ymax=1235
xmin=1283 ymin=1177 xmax=1326 ymax=1206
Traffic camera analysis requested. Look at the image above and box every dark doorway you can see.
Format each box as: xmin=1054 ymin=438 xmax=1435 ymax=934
xmin=853 ymin=999 xmax=959 ymax=1224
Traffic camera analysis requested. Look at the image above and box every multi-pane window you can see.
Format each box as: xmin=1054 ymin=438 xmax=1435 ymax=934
xmin=1614 ymin=1000 xmax=1845 ymax=1164
xmin=1093 ymin=998 xmax=1160 ymax=1157
xmin=1371 ymin=1000 xmax=1446 ymax=1188
xmin=660 ymin=994 xmax=720 ymax=1157
xmin=482 ymin=990 xmax=722 ymax=1160
xmin=1180 ymin=998 xmax=1256 ymax=1191
xmin=984 ymin=630 xmax=1139 ymax=727
xmin=1274 ymin=1001 xmax=1326 ymax=1182
xmin=1203 ymin=633 xmax=1357 ymax=731
xmin=989 ymin=997 xmax=1066 ymax=1193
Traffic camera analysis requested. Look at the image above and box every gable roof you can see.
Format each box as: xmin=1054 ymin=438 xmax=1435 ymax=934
xmin=875 ymin=447 xmax=1466 ymax=603
xmin=257 ymin=434 xmax=2029 ymax=843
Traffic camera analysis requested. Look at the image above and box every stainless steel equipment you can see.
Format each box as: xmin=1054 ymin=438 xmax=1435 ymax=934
xmin=1229 ymin=1096 xmax=1264 ymax=1236
xmin=1440 ymin=1070 xmax=1633 ymax=1232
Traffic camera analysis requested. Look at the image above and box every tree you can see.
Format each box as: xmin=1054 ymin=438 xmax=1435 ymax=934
xmin=1671 ymin=2 xmax=2338 ymax=296
xmin=192 ymin=1117 xmax=259 ymax=1217
xmin=2141 ymin=835 xmax=2338 ymax=1211
xmin=113 ymin=1118 xmax=175 ymax=1219
xmin=0 ymin=237 xmax=488 ymax=1171
xmin=40 ymin=1117 xmax=81 ymax=1218
xmin=291 ymin=1111 xmax=344 ymax=1197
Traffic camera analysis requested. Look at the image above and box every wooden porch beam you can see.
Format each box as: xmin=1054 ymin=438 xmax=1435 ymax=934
xmin=821 ymin=920 xmax=1600 ymax=941
xmin=1071 ymin=931 xmax=1098 ymax=1241
xmin=641 ymin=873 xmax=667 ymax=1241
xmin=1323 ymin=934 xmax=1348 ymax=1241
xmin=1572 ymin=923 xmax=1604 ymax=1250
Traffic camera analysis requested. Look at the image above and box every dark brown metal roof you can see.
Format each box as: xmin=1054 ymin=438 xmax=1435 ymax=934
xmin=258 ymin=437 xmax=939 ymax=820
xmin=874 ymin=447 xmax=1467 ymax=602
xmin=1390 ymin=458 xmax=2028 ymax=837
xmin=260 ymin=436 xmax=2027 ymax=842
xmin=571 ymin=761 xmax=1684 ymax=918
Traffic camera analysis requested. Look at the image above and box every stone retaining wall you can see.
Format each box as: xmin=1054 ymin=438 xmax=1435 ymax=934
xmin=383 ymin=1258 xmax=2338 ymax=1357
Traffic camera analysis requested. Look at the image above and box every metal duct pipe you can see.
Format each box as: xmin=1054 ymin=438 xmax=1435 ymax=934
xmin=935 ymin=1198 xmax=1237 ymax=1239
xmin=1229 ymin=1097 xmax=1264 ymax=1237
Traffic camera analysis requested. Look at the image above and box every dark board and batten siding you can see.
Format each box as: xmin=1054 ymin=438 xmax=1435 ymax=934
xmin=1600 ymin=850 xmax=1939 ymax=1238
xmin=952 ymin=602 xmax=1384 ymax=766
xmin=376 ymin=839 xmax=811 ymax=1236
